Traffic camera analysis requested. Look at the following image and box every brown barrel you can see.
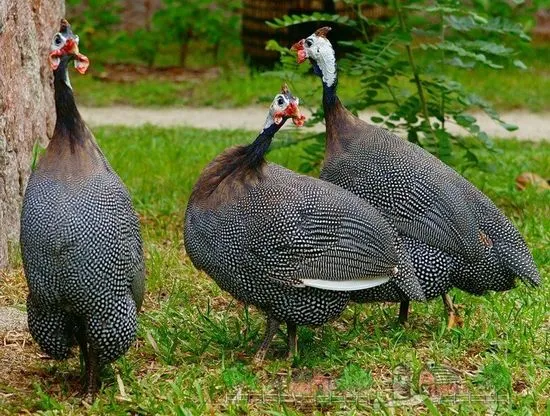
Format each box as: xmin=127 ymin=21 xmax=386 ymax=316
xmin=241 ymin=0 xmax=389 ymax=68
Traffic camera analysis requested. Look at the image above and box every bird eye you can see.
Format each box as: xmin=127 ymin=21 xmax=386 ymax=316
xmin=305 ymin=39 xmax=313 ymax=47
xmin=54 ymin=34 xmax=62 ymax=46
xmin=277 ymin=96 xmax=285 ymax=106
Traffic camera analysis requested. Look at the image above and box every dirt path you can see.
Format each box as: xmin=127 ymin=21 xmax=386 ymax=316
xmin=0 ymin=307 xmax=27 ymax=332
xmin=80 ymin=106 xmax=550 ymax=141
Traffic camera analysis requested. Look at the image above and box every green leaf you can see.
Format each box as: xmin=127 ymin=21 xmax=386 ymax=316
xmin=460 ymin=40 xmax=513 ymax=57
xmin=266 ymin=13 xmax=356 ymax=29
xmin=445 ymin=15 xmax=530 ymax=42
xmin=454 ymin=114 xmax=477 ymax=127
xmin=371 ymin=116 xmax=384 ymax=123
xmin=470 ymin=12 xmax=488 ymax=25
xmin=265 ymin=40 xmax=287 ymax=53
xmin=468 ymin=124 xmax=481 ymax=134
xmin=477 ymin=131 xmax=493 ymax=148
xmin=513 ymin=59 xmax=527 ymax=70
xmin=447 ymin=57 xmax=476 ymax=69
xmin=423 ymin=41 xmax=504 ymax=69
xmin=435 ymin=129 xmax=452 ymax=162
xmin=499 ymin=122 xmax=519 ymax=132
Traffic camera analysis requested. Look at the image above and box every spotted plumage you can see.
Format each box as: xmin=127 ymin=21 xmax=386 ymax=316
xmin=184 ymin=87 xmax=423 ymax=360
xmin=293 ymin=28 xmax=540 ymax=324
xmin=20 ymin=20 xmax=144 ymax=396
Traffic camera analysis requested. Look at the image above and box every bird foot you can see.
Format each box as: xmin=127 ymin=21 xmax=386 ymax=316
xmin=253 ymin=349 xmax=267 ymax=366
xmin=81 ymin=390 xmax=97 ymax=404
xmin=446 ymin=312 xmax=464 ymax=329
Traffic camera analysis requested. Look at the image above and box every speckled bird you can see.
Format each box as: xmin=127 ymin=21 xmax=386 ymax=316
xmin=20 ymin=20 xmax=145 ymax=396
xmin=292 ymin=27 xmax=540 ymax=327
xmin=184 ymin=85 xmax=424 ymax=361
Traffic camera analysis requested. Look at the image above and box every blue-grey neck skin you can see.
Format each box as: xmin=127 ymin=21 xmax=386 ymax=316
xmin=311 ymin=60 xmax=338 ymax=113
xmin=260 ymin=119 xmax=285 ymax=137
xmin=53 ymin=56 xmax=86 ymax=148
xmin=243 ymin=118 xmax=288 ymax=170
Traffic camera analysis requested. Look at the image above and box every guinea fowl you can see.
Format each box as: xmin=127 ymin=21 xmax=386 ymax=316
xmin=292 ymin=27 xmax=540 ymax=326
xmin=184 ymin=85 xmax=424 ymax=361
xmin=20 ymin=20 xmax=145 ymax=396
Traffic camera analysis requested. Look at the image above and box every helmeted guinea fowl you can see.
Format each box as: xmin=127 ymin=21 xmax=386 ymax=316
xmin=292 ymin=27 xmax=540 ymax=327
xmin=20 ymin=20 xmax=145 ymax=396
xmin=184 ymin=85 xmax=424 ymax=361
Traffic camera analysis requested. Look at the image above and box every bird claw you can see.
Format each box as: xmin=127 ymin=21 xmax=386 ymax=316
xmin=446 ymin=312 xmax=464 ymax=329
xmin=252 ymin=350 xmax=267 ymax=367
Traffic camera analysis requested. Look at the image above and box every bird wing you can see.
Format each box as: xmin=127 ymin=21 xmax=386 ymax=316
xmin=243 ymin=173 xmax=400 ymax=291
xmin=114 ymin=183 xmax=145 ymax=310
xmin=389 ymin=169 xmax=482 ymax=261
xmin=321 ymin=131 xmax=485 ymax=261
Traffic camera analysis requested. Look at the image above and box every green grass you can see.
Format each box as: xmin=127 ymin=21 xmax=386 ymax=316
xmin=70 ymin=71 xmax=361 ymax=109
xmin=1 ymin=126 xmax=548 ymax=414
xmin=71 ymin=45 xmax=550 ymax=112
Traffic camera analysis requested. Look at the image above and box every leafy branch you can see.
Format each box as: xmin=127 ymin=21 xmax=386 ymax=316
xmin=268 ymin=0 xmax=530 ymax=168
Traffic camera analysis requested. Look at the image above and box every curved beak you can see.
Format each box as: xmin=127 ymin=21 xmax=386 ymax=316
xmin=291 ymin=39 xmax=308 ymax=64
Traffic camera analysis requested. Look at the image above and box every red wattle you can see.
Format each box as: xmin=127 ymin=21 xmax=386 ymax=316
xmin=296 ymin=49 xmax=307 ymax=64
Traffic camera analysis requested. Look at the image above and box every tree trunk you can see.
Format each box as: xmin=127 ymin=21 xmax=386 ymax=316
xmin=179 ymin=29 xmax=193 ymax=68
xmin=0 ymin=0 xmax=64 ymax=268
xmin=122 ymin=0 xmax=161 ymax=31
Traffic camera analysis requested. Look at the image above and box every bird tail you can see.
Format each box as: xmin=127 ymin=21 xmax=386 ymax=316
xmin=87 ymin=296 xmax=138 ymax=365
xmin=497 ymin=241 xmax=541 ymax=288
xmin=27 ymin=296 xmax=72 ymax=360
xmin=347 ymin=240 xmax=425 ymax=303
xmin=473 ymin=199 xmax=541 ymax=288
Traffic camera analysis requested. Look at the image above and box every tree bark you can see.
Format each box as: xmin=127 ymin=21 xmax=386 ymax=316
xmin=0 ymin=0 xmax=64 ymax=268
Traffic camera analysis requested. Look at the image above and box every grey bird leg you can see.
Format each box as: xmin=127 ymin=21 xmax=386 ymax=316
xmin=75 ymin=327 xmax=89 ymax=389
xmin=287 ymin=322 xmax=297 ymax=359
xmin=398 ymin=301 xmax=410 ymax=324
xmin=86 ymin=346 xmax=101 ymax=400
xmin=243 ymin=304 xmax=250 ymax=341
xmin=442 ymin=293 xmax=463 ymax=329
xmin=254 ymin=316 xmax=280 ymax=363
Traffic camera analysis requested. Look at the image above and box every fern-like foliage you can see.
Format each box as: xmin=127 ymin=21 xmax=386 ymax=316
xmin=266 ymin=13 xmax=357 ymax=29
xmin=268 ymin=0 xmax=530 ymax=170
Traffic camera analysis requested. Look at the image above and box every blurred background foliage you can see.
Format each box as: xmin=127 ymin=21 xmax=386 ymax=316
xmin=64 ymin=0 xmax=550 ymax=166
xmin=65 ymin=0 xmax=242 ymax=69
xmin=266 ymin=0 xmax=540 ymax=168
xmin=64 ymin=0 xmax=550 ymax=69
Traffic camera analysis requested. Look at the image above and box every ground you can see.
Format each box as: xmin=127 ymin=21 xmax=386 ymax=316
xmin=79 ymin=106 xmax=550 ymax=141
xmin=0 ymin=125 xmax=548 ymax=415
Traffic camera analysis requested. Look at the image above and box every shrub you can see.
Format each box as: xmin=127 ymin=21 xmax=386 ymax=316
xmin=153 ymin=0 xmax=242 ymax=67
xmin=268 ymin=0 xmax=531 ymax=168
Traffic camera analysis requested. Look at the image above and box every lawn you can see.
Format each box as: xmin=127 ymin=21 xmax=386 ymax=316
xmin=0 ymin=126 xmax=548 ymax=414
xmin=71 ymin=45 xmax=550 ymax=112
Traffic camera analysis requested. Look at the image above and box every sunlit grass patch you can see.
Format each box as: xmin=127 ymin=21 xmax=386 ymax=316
xmin=71 ymin=47 xmax=550 ymax=113
xmin=1 ymin=126 xmax=547 ymax=414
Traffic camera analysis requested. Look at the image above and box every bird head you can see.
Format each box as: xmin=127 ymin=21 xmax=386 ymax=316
xmin=49 ymin=19 xmax=89 ymax=74
xmin=292 ymin=27 xmax=336 ymax=86
xmin=269 ymin=84 xmax=306 ymax=127
xmin=291 ymin=26 xmax=333 ymax=65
